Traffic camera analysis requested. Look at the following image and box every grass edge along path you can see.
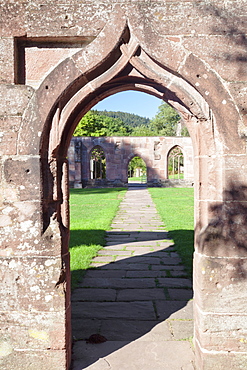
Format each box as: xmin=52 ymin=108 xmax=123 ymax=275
xmin=69 ymin=188 xmax=127 ymax=290
xmin=148 ymin=187 xmax=194 ymax=279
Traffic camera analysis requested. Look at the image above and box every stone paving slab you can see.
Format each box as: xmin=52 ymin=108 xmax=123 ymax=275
xmin=92 ymin=256 xmax=116 ymax=263
xmin=97 ymin=250 xmax=132 ymax=256
xmin=116 ymin=255 xmax=162 ymax=263
xmin=156 ymin=300 xmax=193 ymax=321
xmin=116 ymin=288 xmax=167 ymax=301
xmin=114 ymin=240 xmax=170 ymax=247
xmin=71 ymin=318 xmax=101 ymax=340
xmin=84 ymin=270 xmax=127 ymax=278
xmin=71 ymin=188 xmax=194 ymax=369
xmin=101 ymin=245 xmax=126 ymax=250
xmin=72 ymin=301 xmax=156 ymax=320
xmin=79 ymin=277 xmax=156 ymax=289
xmin=89 ymin=262 xmax=109 ymax=268
xmin=170 ymin=270 xmax=188 ymax=277
xmin=152 ymin=264 xmax=185 ymax=271
xmin=157 ymin=277 xmax=192 ymax=288
xmin=169 ymin=319 xmax=194 ymax=340
xmin=125 ymin=270 xmax=167 ymax=278
xmin=168 ymin=288 xmax=194 ymax=301
xmin=93 ymin=262 xmax=151 ymax=270
xmin=72 ymin=340 xmax=195 ymax=370
xmin=126 ymin=246 xmax=159 ymax=255
xmin=99 ymin=319 xmax=172 ymax=341
xmin=71 ymin=288 xmax=117 ymax=302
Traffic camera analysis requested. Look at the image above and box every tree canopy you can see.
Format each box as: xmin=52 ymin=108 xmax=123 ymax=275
xmin=95 ymin=110 xmax=150 ymax=128
xmin=149 ymin=102 xmax=180 ymax=136
xmin=73 ymin=103 xmax=189 ymax=137
xmin=73 ymin=111 xmax=130 ymax=137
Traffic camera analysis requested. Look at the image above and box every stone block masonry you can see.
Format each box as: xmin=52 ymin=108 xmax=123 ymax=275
xmin=0 ymin=1 xmax=247 ymax=369
xmin=68 ymin=136 xmax=194 ymax=188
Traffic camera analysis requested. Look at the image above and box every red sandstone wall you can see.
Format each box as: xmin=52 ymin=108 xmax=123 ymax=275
xmin=68 ymin=136 xmax=194 ymax=187
xmin=0 ymin=1 xmax=247 ymax=369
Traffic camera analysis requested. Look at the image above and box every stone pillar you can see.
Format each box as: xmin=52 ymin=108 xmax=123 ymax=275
xmin=194 ymin=152 xmax=247 ymax=369
xmin=0 ymin=85 xmax=70 ymax=369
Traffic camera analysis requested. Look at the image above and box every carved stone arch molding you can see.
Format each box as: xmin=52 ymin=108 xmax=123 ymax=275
xmin=19 ymin=12 xmax=243 ymax=159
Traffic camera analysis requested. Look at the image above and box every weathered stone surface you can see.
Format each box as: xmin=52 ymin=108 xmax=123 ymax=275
xmin=116 ymin=288 xmax=166 ymax=301
xmin=0 ymin=256 xmax=66 ymax=312
xmin=157 ymin=277 xmax=192 ymax=288
xmin=168 ymin=288 xmax=193 ymax=301
xmin=72 ymin=340 xmax=194 ymax=370
xmin=170 ymin=319 xmax=194 ymax=340
xmin=71 ymin=288 xmax=117 ymax=302
xmin=0 ymin=38 xmax=15 ymax=83
xmin=69 ymin=136 xmax=194 ymax=187
xmin=194 ymin=252 xmax=247 ymax=313
xmin=156 ymin=300 xmax=193 ymax=321
xmin=3 ymin=157 xmax=40 ymax=201
xmin=71 ymin=318 xmax=101 ymax=341
xmin=195 ymin=339 xmax=247 ymax=370
xmin=1 ymin=1 xmax=247 ymax=369
xmin=72 ymin=301 xmax=156 ymax=320
xmin=100 ymin=319 xmax=173 ymax=341
xmin=79 ymin=277 xmax=156 ymax=289
xmin=0 ymin=310 xmax=66 ymax=351
xmin=0 ymin=349 xmax=66 ymax=370
xmin=125 ymin=270 xmax=167 ymax=278
xmin=84 ymin=269 xmax=126 ymax=279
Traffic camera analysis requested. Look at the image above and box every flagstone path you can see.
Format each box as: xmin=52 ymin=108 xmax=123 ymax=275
xmin=71 ymin=186 xmax=195 ymax=370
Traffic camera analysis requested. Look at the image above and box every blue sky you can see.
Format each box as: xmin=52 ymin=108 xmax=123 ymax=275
xmin=93 ymin=91 xmax=162 ymax=119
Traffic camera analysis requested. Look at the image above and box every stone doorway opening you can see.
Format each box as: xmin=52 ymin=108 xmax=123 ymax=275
xmin=25 ymin=18 xmax=243 ymax=370
xmin=90 ymin=145 xmax=106 ymax=181
xmin=167 ymin=146 xmax=184 ymax=180
xmin=128 ymin=156 xmax=147 ymax=185
xmin=1 ymin=2 xmax=247 ymax=369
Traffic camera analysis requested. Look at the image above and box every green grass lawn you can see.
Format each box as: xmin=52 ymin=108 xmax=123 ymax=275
xmin=168 ymin=173 xmax=184 ymax=179
xmin=128 ymin=176 xmax=147 ymax=182
xmin=148 ymin=187 xmax=194 ymax=278
xmin=69 ymin=187 xmax=126 ymax=289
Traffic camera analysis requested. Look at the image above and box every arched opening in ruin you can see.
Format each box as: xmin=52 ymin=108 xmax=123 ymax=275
xmin=18 ymin=17 xmax=243 ymax=369
xmin=90 ymin=145 xmax=106 ymax=181
xmin=38 ymin=55 xmax=207 ymax=368
xmin=128 ymin=155 xmax=147 ymax=184
xmin=167 ymin=145 xmax=184 ymax=180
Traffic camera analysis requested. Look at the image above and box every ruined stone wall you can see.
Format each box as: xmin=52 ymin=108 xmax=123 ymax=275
xmin=1 ymin=1 xmax=247 ymax=369
xmin=68 ymin=136 xmax=194 ymax=187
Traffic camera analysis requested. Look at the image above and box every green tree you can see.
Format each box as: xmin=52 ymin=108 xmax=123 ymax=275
xmin=95 ymin=110 xmax=150 ymax=128
xmin=128 ymin=157 xmax=146 ymax=177
xmin=73 ymin=111 xmax=130 ymax=137
xmin=150 ymin=102 xmax=180 ymax=136
xmin=73 ymin=111 xmax=107 ymax=136
xmin=131 ymin=124 xmax=155 ymax=136
xmin=103 ymin=116 xmax=130 ymax=136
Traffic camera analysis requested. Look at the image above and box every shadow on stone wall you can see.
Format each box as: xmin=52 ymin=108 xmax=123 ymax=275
xmin=199 ymin=1 xmax=247 ymax=81
xmin=197 ymin=181 xmax=247 ymax=283
xmin=198 ymin=181 xmax=247 ymax=257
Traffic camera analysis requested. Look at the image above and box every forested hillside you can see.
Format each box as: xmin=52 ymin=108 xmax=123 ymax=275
xmin=73 ymin=103 xmax=189 ymax=137
xmin=94 ymin=110 xmax=150 ymax=128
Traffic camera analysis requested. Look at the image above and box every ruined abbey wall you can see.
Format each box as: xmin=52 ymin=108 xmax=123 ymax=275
xmin=68 ymin=136 xmax=194 ymax=187
xmin=1 ymin=1 xmax=247 ymax=369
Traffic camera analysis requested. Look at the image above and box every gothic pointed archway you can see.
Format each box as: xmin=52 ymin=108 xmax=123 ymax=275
xmin=17 ymin=12 xmax=246 ymax=369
